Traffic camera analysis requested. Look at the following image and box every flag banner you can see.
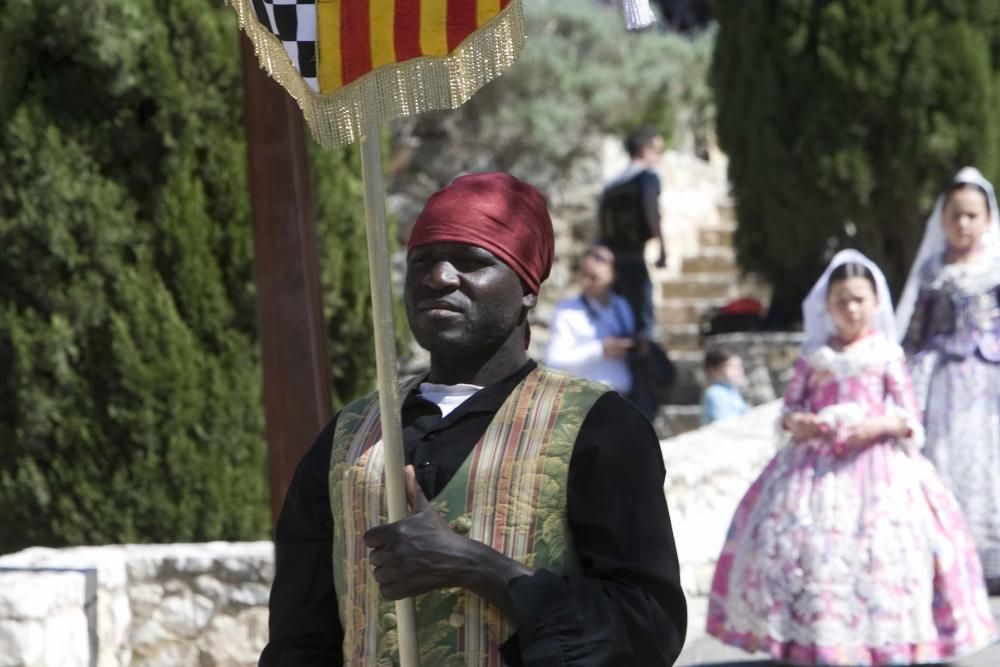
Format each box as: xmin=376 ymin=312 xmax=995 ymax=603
xmin=622 ymin=0 xmax=656 ymax=30
xmin=230 ymin=0 xmax=524 ymax=147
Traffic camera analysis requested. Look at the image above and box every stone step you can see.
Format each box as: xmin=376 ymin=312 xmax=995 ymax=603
xmin=660 ymin=296 xmax=730 ymax=311
xmin=667 ymin=349 xmax=707 ymax=365
xmin=717 ymin=204 xmax=737 ymax=229
xmin=657 ymin=301 xmax=704 ymax=326
xmin=652 ymin=405 xmax=702 ymax=439
xmin=661 ymin=277 xmax=734 ymax=300
xmin=663 ymin=322 xmax=701 ymax=334
xmin=698 ymin=227 xmax=734 ymax=248
xmin=681 ymin=252 xmax=737 ymax=275
xmin=666 ymin=379 xmax=704 ymax=407
xmin=663 ymin=332 xmax=702 ymax=354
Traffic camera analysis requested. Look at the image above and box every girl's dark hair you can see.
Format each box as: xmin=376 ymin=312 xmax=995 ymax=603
xmin=943 ymin=181 xmax=992 ymax=214
xmin=704 ymin=348 xmax=735 ymax=372
xmin=827 ymin=261 xmax=877 ymax=292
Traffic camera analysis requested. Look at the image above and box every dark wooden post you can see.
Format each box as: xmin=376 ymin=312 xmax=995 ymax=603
xmin=240 ymin=33 xmax=333 ymax=526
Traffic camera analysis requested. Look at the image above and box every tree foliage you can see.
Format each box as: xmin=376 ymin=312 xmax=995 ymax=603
xmin=392 ymin=0 xmax=716 ymax=195
xmin=310 ymin=143 xmax=409 ymax=407
xmin=0 ymin=0 xmax=384 ymax=551
xmin=711 ymin=1 xmax=1000 ymax=315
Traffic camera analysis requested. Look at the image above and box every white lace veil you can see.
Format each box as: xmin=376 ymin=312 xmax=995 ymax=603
xmin=895 ymin=167 xmax=1000 ymax=339
xmin=802 ymin=249 xmax=896 ymax=355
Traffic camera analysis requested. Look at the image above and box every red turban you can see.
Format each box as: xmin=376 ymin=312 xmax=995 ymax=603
xmin=407 ymin=172 xmax=554 ymax=294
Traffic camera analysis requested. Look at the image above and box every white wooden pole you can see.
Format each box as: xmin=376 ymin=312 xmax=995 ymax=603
xmin=359 ymin=125 xmax=420 ymax=667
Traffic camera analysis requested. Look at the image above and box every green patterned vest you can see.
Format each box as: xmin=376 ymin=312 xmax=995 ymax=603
xmin=329 ymin=366 xmax=606 ymax=667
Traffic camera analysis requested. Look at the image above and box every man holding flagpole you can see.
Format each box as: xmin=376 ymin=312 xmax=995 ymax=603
xmin=260 ymin=172 xmax=686 ymax=666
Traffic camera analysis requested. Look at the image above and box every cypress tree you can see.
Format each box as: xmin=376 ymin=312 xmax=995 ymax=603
xmin=711 ymin=1 xmax=999 ymax=314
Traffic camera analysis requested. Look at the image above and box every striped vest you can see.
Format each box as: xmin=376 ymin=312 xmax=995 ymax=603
xmin=329 ymin=367 xmax=606 ymax=666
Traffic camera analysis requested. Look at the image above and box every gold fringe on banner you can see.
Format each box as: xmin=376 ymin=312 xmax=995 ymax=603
xmin=228 ymin=0 xmax=525 ymax=148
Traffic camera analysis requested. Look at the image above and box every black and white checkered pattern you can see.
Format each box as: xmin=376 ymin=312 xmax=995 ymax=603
xmin=251 ymin=0 xmax=319 ymax=91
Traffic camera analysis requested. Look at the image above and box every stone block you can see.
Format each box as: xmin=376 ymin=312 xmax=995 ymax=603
xmin=680 ymin=251 xmax=736 ymax=275
xmin=0 ymin=571 xmax=95 ymax=666
xmin=158 ymin=590 xmax=216 ymax=638
xmin=662 ymin=325 xmax=702 ymax=353
xmin=42 ymin=608 xmax=91 ymax=667
xmin=195 ymin=575 xmax=229 ymax=603
xmin=716 ymin=204 xmax=737 ymax=228
xmin=657 ymin=301 xmax=702 ymax=326
xmin=128 ymin=582 xmax=165 ymax=616
xmin=0 ymin=571 xmax=86 ymax=620
xmin=198 ymin=608 xmax=268 ymax=667
xmin=130 ymin=617 xmax=175 ymax=648
xmin=698 ymin=227 xmax=734 ymax=248
xmin=660 ymin=401 xmax=783 ymax=586
xmin=168 ymin=553 xmax=216 ymax=576
xmin=0 ymin=549 xmax=132 ymax=667
xmin=661 ymin=278 xmax=733 ymax=300
xmin=97 ymin=585 xmax=132 ymax=667
xmin=654 ymin=405 xmax=702 ymax=439
xmin=229 ymin=583 xmax=271 ymax=608
xmin=0 ymin=619 xmax=45 ymax=666
xmin=131 ymin=639 xmax=199 ymax=667
xmin=0 ymin=542 xmax=277 ymax=667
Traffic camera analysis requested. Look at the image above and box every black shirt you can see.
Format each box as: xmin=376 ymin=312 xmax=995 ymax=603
xmin=259 ymin=361 xmax=687 ymax=666
xmin=598 ymin=170 xmax=662 ymax=254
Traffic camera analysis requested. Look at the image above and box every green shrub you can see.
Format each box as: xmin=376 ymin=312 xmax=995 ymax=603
xmin=711 ymin=1 xmax=999 ymax=312
xmin=393 ymin=0 xmax=716 ymax=189
xmin=0 ymin=0 xmax=391 ymax=552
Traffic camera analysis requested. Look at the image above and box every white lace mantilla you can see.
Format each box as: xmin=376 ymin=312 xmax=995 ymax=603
xmin=922 ymin=250 xmax=1000 ymax=298
xmin=806 ymin=335 xmax=902 ymax=381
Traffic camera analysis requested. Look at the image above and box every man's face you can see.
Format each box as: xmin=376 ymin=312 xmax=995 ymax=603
xmin=640 ymin=135 xmax=664 ymax=166
xmin=404 ymin=242 xmax=535 ymax=358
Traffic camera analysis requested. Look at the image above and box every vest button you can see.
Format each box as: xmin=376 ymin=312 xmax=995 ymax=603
xmin=418 ymin=459 xmax=432 ymax=469
xmin=451 ymin=516 xmax=472 ymax=535
xmin=448 ymin=612 xmax=465 ymax=627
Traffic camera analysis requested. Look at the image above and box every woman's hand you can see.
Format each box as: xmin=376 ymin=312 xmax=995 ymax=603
xmin=602 ymin=336 xmax=634 ymax=360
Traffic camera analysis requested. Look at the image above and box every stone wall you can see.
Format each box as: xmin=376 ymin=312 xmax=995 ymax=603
xmin=654 ymin=331 xmax=802 ymax=438
xmin=701 ymin=331 xmax=803 ymax=406
xmin=0 ymin=569 xmax=92 ymax=667
xmin=0 ymin=542 xmax=272 ymax=667
xmin=0 ymin=401 xmax=785 ymax=665
xmin=660 ymin=400 xmax=784 ymax=598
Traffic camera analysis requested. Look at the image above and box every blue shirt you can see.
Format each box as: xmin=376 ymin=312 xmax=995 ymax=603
xmin=700 ymin=382 xmax=749 ymax=425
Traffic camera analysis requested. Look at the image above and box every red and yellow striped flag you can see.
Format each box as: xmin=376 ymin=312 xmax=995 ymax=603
xmin=230 ymin=0 xmax=524 ymax=148
xmin=318 ymin=0 xmax=514 ymax=92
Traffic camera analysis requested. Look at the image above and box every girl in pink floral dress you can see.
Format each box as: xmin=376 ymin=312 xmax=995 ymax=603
xmin=707 ymin=250 xmax=997 ymax=666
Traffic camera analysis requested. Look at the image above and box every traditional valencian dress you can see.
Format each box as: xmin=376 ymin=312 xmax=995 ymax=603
xmin=708 ymin=250 xmax=998 ymax=666
xmin=898 ymin=167 xmax=1000 ymax=584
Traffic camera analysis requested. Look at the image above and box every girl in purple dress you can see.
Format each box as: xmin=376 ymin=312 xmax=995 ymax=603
xmin=707 ymin=250 xmax=997 ymax=665
xmin=897 ymin=167 xmax=1000 ymax=590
